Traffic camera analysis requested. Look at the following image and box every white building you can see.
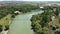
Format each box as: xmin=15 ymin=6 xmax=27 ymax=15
xmin=14 ymin=11 xmax=19 ymax=13
xmin=40 ymin=6 xmax=44 ymax=9
xmin=51 ymin=16 xmax=55 ymax=21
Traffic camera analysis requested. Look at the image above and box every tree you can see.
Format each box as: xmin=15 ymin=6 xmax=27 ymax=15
xmin=0 ymin=25 xmax=2 ymax=32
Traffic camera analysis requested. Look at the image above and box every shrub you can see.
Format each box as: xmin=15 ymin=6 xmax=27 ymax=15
xmin=11 ymin=14 xmax=15 ymax=18
xmin=0 ymin=25 xmax=2 ymax=32
xmin=4 ymin=25 xmax=9 ymax=31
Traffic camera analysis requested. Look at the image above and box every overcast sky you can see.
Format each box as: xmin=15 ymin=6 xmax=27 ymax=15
xmin=0 ymin=0 xmax=60 ymax=1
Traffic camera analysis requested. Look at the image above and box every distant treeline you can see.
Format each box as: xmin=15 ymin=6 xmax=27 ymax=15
xmin=0 ymin=4 xmax=40 ymax=19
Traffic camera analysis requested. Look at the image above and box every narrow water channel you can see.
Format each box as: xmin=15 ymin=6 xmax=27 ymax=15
xmin=8 ymin=10 xmax=44 ymax=34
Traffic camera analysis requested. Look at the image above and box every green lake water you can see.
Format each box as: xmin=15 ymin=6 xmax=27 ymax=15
xmin=8 ymin=10 xmax=43 ymax=34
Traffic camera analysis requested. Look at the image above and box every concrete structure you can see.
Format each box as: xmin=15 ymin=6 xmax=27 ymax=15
xmin=14 ymin=11 xmax=19 ymax=13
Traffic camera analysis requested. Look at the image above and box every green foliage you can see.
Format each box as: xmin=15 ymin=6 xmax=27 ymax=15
xmin=54 ymin=7 xmax=60 ymax=16
xmin=0 ymin=25 xmax=2 ymax=32
xmin=4 ymin=25 xmax=9 ymax=31
xmin=55 ymin=29 xmax=60 ymax=34
xmin=30 ymin=11 xmax=50 ymax=34
xmin=30 ymin=6 xmax=60 ymax=34
xmin=0 ymin=4 xmax=39 ymax=19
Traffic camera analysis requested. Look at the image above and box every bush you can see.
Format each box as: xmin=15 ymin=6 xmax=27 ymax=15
xmin=11 ymin=14 xmax=15 ymax=18
xmin=55 ymin=29 xmax=60 ymax=34
xmin=4 ymin=25 xmax=9 ymax=31
xmin=0 ymin=25 xmax=2 ymax=32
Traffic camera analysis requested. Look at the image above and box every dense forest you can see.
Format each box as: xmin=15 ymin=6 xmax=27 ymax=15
xmin=0 ymin=4 xmax=40 ymax=19
xmin=30 ymin=6 xmax=60 ymax=34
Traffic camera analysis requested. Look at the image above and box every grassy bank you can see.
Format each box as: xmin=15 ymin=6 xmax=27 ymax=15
xmin=0 ymin=14 xmax=12 ymax=31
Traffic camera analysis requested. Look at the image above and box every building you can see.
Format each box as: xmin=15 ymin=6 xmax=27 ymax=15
xmin=51 ymin=16 xmax=55 ymax=21
xmin=40 ymin=6 xmax=44 ymax=9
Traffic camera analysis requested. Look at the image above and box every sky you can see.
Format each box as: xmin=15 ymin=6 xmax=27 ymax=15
xmin=0 ymin=0 xmax=60 ymax=1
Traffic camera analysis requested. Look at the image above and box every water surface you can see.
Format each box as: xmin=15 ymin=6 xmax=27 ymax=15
xmin=8 ymin=10 xmax=44 ymax=34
